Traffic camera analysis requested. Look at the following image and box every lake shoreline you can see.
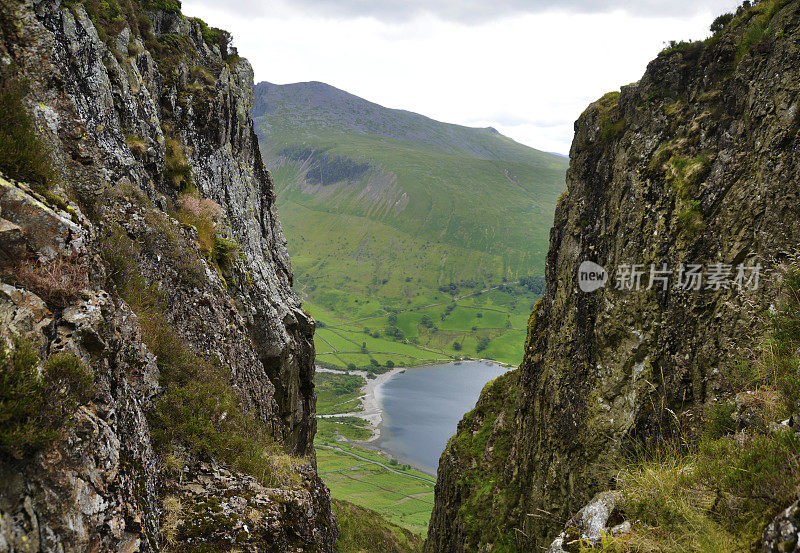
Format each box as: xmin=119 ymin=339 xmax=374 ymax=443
xmin=316 ymin=366 xmax=406 ymax=442
xmin=316 ymin=359 xmax=511 ymax=475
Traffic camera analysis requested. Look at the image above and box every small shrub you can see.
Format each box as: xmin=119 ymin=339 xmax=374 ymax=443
xmin=703 ymin=401 xmax=736 ymax=439
xmin=164 ymin=136 xmax=193 ymax=191
xmin=594 ymin=91 xmax=627 ymax=141
xmin=189 ymin=65 xmax=216 ymax=86
xmin=15 ymin=254 xmax=89 ymax=306
xmin=677 ymin=201 xmax=706 ymax=235
xmin=667 ymin=154 xmax=713 ymax=200
xmin=0 ymin=77 xmax=57 ymax=190
xmin=211 ymin=234 xmax=240 ymax=278
xmin=146 ymin=0 xmax=182 ymax=14
xmin=162 ymin=495 xmax=183 ymax=545
xmin=0 ymin=339 xmax=94 ymax=459
xmin=176 ymin=194 xmax=223 ymax=253
xmin=710 ymin=13 xmax=734 ymax=34
xmin=126 ymin=134 xmax=147 ymax=157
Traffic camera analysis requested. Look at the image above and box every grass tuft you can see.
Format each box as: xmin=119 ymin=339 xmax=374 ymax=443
xmin=0 ymin=339 xmax=94 ymax=459
xmin=164 ymin=136 xmax=193 ymax=192
xmin=0 ymin=77 xmax=57 ymax=191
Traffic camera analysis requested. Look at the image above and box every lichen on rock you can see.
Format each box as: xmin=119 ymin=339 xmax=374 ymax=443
xmin=0 ymin=0 xmax=334 ymax=550
xmin=426 ymin=1 xmax=800 ymax=550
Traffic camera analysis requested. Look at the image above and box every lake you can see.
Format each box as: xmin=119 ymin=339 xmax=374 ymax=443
xmin=374 ymin=361 xmax=511 ymax=475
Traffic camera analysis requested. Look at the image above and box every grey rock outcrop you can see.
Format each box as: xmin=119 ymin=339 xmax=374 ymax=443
xmin=548 ymin=491 xmax=629 ymax=553
xmin=763 ymin=500 xmax=800 ymax=553
xmin=0 ymin=0 xmax=334 ymax=550
xmin=426 ymin=1 xmax=800 ymax=551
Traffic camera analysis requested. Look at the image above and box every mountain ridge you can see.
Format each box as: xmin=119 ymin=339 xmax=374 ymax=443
xmin=254 ymin=79 xmax=555 ymax=162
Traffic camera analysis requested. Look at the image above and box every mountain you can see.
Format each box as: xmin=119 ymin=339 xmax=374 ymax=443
xmin=252 ymin=80 xmax=567 ymax=303
xmin=426 ymin=0 xmax=800 ymax=551
xmin=0 ymin=1 xmax=336 ymax=550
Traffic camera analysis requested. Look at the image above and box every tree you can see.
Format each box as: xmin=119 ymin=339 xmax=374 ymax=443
xmin=360 ymin=342 xmax=367 ymax=353
xmin=386 ymin=360 xmax=395 ymax=369
xmin=452 ymin=342 xmax=462 ymax=351
xmin=347 ymin=363 xmax=357 ymax=371
xmin=710 ymin=12 xmax=734 ymax=34
xmin=370 ymin=358 xmax=380 ymax=367
xmin=476 ymin=336 xmax=490 ymax=353
xmin=420 ymin=314 xmax=434 ymax=328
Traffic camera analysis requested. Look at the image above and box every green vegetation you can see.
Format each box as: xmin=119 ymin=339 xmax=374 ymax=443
xmin=164 ymin=135 xmax=193 ymax=191
xmin=254 ymin=81 xmax=563 ymax=366
xmin=191 ymin=17 xmax=232 ymax=58
xmin=315 ymin=372 xmax=364 ymax=415
xmin=667 ymin=154 xmax=713 ymax=200
xmin=595 ymin=91 xmax=626 ymax=141
xmin=0 ymin=339 xmax=94 ymax=459
xmin=677 ymin=200 xmax=706 ymax=235
xmin=316 ymin=417 xmax=372 ymax=441
xmin=172 ymin=194 xmax=240 ymax=283
xmin=0 ymin=76 xmax=57 ymax=191
xmin=332 ymin=499 xmax=423 ymax=553
xmin=587 ymin=258 xmax=800 ymax=552
xmin=444 ymin=371 xmax=520 ymax=551
xmin=315 ymin=443 xmax=436 ymax=535
xmin=308 ymin=281 xmax=539 ymax=369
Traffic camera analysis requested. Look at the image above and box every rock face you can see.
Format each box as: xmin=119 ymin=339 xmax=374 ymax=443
xmin=426 ymin=2 xmax=800 ymax=551
xmin=0 ymin=0 xmax=333 ymax=551
xmin=763 ymin=500 xmax=800 ymax=553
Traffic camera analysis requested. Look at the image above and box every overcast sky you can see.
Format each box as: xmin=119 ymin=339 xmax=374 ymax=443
xmin=182 ymin=0 xmax=741 ymax=155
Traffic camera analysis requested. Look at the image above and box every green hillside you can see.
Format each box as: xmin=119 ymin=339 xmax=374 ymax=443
xmin=253 ymin=81 xmax=566 ymax=366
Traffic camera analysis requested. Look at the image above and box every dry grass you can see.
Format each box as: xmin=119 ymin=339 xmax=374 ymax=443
xmin=15 ymin=254 xmax=89 ymax=306
xmin=175 ymin=194 xmax=223 ymax=256
xmin=162 ymin=495 xmax=183 ymax=546
xmin=125 ymin=135 xmax=147 ymax=157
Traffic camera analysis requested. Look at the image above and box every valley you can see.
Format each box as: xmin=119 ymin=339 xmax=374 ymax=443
xmin=252 ymin=81 xmax=565 ymax=538
xmin=253 ymin=81 xmax=564 ymax=368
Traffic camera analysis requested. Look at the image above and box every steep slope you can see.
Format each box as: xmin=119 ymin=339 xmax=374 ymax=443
xmin=426 ymin=1 xmax=800 ymax=551
xmin=252 ymin=80 xmax=568 ymax=300
xmin=0 ymin=0 xmax=335 ymax=551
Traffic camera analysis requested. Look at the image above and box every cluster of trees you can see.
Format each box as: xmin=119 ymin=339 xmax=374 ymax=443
xmin=519 ymin=275 xmax=546 ymax=295
xmin=384 ymin=313 xmax=405 ymax=340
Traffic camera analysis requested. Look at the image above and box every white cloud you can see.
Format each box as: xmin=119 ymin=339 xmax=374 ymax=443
xmin=182 ymin=1 xmax=740 ymax=154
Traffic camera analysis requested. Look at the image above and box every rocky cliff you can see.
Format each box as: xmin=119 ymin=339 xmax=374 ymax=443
xmin=426 ymin=1 xmax=800 ymax=551
xmin=0 ymin=0 xmax=335 ymax=551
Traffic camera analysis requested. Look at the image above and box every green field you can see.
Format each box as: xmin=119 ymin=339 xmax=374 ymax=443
xmin=315 ymin=442 xmax=436 ymax=535
xmin=307 ymin=280 xmax=538 ymax=369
